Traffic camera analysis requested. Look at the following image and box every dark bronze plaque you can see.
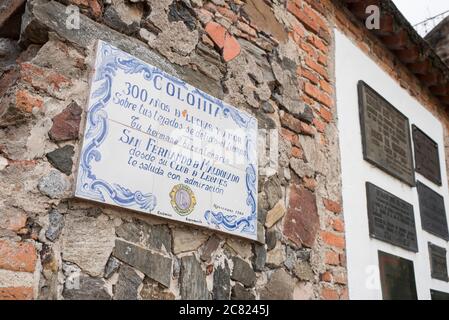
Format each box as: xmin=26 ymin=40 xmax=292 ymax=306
xmin=431 ymin=289 xmax=449 ymax=300
xmin=358 ymin=81 xmax=415 ymax=186
xmin=429 ymin=242 xmax=448 ymax=282
xmin=378 ymin=251 xmax=417 ymax=300
xmin=417 ymin=181 xmax=449 ymax=240
xmin=412 ymin=125 xmax=442 ymax=186
xmin=366 ymin=182 xmax=418 ymax=252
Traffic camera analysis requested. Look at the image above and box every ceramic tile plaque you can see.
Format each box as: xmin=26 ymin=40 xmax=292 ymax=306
xmin=378 ymin=251 xmax=417 ymax=300
xmin=428 ymin=242 xmax=448 ymax=282
xmin=366 ymin=182 xmax=418 ymax=252
xmin=75 ymin=41 xmax=258 ymax=240
xmin=358 ymin=81 xmax=415 ymax=186
xmin=412 ymin=125 xmax=442 ymax=186
xmin=417 ymin=181 xmax=449 ymax=240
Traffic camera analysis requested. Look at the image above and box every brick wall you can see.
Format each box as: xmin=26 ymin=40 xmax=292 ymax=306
xmin=0 ymin=0 xmax=445 ymax=300
xmin=331 ymin=1 xmax=449 ymax=187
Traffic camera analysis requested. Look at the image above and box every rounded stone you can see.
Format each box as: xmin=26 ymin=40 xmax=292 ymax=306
xmin=38 ymin=170 xmax=69 ymax=199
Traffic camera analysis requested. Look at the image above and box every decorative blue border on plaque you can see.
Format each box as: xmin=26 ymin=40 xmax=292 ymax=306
xmin=76 ymin=41 xmax=257 ymax=235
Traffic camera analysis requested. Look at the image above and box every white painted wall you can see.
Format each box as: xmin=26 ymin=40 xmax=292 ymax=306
xmin=335 ymin=29 xmax=449 ymax=300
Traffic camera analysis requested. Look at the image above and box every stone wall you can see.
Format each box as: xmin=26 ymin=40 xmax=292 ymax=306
xmin=0 ymin=0 xmax=348 ymax=300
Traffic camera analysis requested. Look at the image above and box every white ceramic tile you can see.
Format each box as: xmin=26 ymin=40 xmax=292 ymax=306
xmin=76 ymin=119 xmax=156 ymax=213
xmin=209 ymin=162 xmax=258 ymax=240
xmin=76 ymin=40 xmax=258 ymax=240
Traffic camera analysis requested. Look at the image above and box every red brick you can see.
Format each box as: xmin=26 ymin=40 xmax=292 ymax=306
xmin=0 ymin=287 xmax=33 ymax=300
xmin=320 ymin=79 xmax=333 ymax=94
xmin=335 ymin=7 xmax=349 ymax=28
xmin=319 ymin=107 xmax=332 ymax=123
xmin=320 ymin=93 xmax=333 ymax=108
xmin=301 ymin=68 xmax=319 ymax=85
xmin=302 ymin=94 xmax=315 ymax=107
xmin=332 ymin=218 xmax=345 ymax=232
xmin=300 ymin=121 xmax=315 ymax=136
xmin=321 ymin=287 xmax=339 ymax=300
xmin=300 ymin=42 xmax=316 ymax=59
xmin=292 ymin=23 xmax=305 ymax=39
xmin=304 ymin=82 xmax=321 ymax=100
xmin=303 ymin=3 xmax=328 ymax=31
xmin=205 ymin=21 xmax=241 ymax=62
xmin=304 ymin=0 xmax=329 ymax=16
xmin=0 ymin=240 xmax=37 ymax=273
xmin=313 ymin=118 xmax=326 ymax=133
xmin=281 ymin=128 xmax=300 ymax=147
xmin=309 ymin=34 xmax=329 ymax=54
xmin=284 ymin=185 xmax=319 ymax=247
xmin=205 ymin=21 xmax=226 ymax=48
xmin=15 ymin=89 xmax=43 ymax=113
xmin=340 ymin=287 xmax=349 ymax=300
xmin=291 ymin=146 xmax=302 ymax=158
xmin=287 ymin=1 xmax=320 ymax=33
xmin=324 ymin=250 xmax=340 ymax=266
xmin=323 ymin=198 xmax=342 ymax=213
xmin=318 ymin=53 xmax=327 ymax=66
xmin=321 ymin=231 xmax=345 ymax=249
xmin=223 ymin=33 xmax=241 ymax=62
xmin=320 ymin=272 xmax=332 ymax=282
xmin=305 ymin=58 xmax=329 ymax=80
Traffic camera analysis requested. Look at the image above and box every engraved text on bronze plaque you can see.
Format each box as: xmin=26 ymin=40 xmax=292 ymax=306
xmin=358 ymin=81 xmax=414 ymax=186
xmin=378 ymin=251 xmax=417 ymax=300
xmin=412 ymin=125 xmax=441 ymax=186
xmin=429 ymin=242 xmax=448 ymax=282
xmin=366 ymin=182 xmax=418 ymax=252
xmin=417 ymin=181 xmax=449 ymax=240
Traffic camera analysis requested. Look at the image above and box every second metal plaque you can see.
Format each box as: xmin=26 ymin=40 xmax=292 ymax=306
xmin=412 ymin=125 xmax=442 ymax=186
xmin=378 ymin=251 xmax=418 ymax=300
xmin=417 ymin=181 xmax=449 ymax=240
xmin=366 ymin=182 xmax=418 ymax=252
xmin=358 ymin=81 xmax=415 ymax=186
xmin=429 ymin=242 xmax=448 ymax=282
